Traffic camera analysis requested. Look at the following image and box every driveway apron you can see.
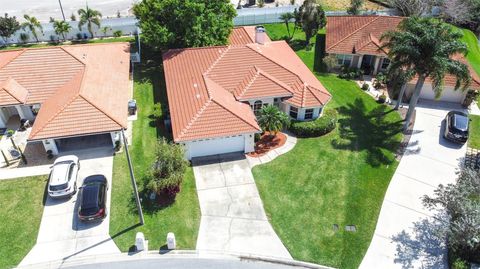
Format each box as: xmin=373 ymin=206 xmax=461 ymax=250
xmin=360 ymin=100 xmax=467 ymax=269
xmin=20 ymin=148 xmax=120 ymax=266
xmin=193 ymin=153 xmax=292 ymax=259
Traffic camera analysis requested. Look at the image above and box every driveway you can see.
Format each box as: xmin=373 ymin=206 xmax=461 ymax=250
xmin=360 ymin=100 xmax=467 ymax=269
xmin=19 ymin=147 xmax=120 ymax=266
xmin=193 ymin=153 xmax=292 ymax=259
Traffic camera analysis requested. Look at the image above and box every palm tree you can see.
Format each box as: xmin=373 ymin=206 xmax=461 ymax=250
xmin=21 ymin=15 xmax=43 ymax=43
xmin=53 ymin=20 xmax=71 ymax=42
xmin=257 ymin=105 xmax=290 ymax=137
xmin=78 ymin=5 xmax=102 ymax=39
xmin=279 ymin=12 xmax=295 ymax=40
xmin=381 ymin=17 xmax=471 ymax=131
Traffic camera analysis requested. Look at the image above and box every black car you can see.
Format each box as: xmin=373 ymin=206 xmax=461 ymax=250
xmin=78 ymin=175 xmax=108 ymax=222
xmin=444 ymin=111 xmax=469 ymax=144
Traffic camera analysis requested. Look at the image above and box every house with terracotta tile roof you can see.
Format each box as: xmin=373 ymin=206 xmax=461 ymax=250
xmin=326 ymin=15 xmax=480 ymax=103
xmin=0 ymin=43 xmax=131 ymax=155
xmin=163 ymin=26 xmax=332 ymax=159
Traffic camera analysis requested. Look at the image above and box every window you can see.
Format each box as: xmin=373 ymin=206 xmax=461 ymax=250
xmin=304 ymin=108 xmax=314 ymax=120
xmin=289 ymin=106 xmax=298 ymax=119
xmin=381 ymin=58 xmax=390 ymax=70
xmin=253 ymin=100 xmax=263 ymax=115
xmin=68 ymin=164 xmax=75 ymax=181
xmin=336 ymin=54 xmax=353 ymax=67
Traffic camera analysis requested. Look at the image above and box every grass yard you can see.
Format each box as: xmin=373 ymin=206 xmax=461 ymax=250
xmin=322 ymin=0 xmax=384 ymax=11
xmin=0 ymin=36 xmax=135 ymax=51
xmin=469 ymin=115 xmax=480 ymax=149
xmin=253 ymin=23 xmax=403 ymax=269
xmin=0 ymin=176 xmax=47 ymax=269
xmin=458 ymin=28 xmax=480 ymax=107
xmin=109 ymin=47 xmax=200 ymax=251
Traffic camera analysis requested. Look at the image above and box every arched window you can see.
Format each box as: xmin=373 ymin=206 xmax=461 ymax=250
xmin=253 ymin=100 xmax=263 ymax=115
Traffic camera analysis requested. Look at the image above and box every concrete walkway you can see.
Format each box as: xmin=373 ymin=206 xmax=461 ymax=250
xmin=20 ymin=148 xmax=120 ymax=266
xmin=360 ymin=100 xmax=467 ymax=269
xmin=193 ymin=153 xmax=292 ymax=259
xmin=246 ymin=132 xmax=297 ymax=168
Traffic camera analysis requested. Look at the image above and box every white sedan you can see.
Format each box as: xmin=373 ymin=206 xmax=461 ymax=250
xmin=48 ymin=155 xmax=80 ymax=198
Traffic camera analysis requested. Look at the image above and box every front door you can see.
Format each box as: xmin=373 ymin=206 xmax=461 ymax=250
xmin=361 ymin=55 xmax=375 ymax=75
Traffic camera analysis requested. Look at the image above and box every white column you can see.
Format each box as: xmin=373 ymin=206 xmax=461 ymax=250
xmin=0 ymin=109 xmax=6 ymax=128
xmin=244 ymin=134 xmax=255 ymax=153
xmin=42 ymin=139 xmax=59 ymax=155
xmin=357 ymin=55 xmax=364 ymax=69
xmin=20 ymin=106 xmax=35 ymax=121
xmin=15 ymin=105 xmax=27 ymax=119
xmin=373 ymin=57 xmax=381 ymax=75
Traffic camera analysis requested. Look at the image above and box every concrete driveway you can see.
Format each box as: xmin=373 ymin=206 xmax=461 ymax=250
xmin=20 ymin=148 xmax=120 ymax=266
xmin=193 ymin=153 xmax=292 ymax=259
xmin=360 ymin=100 xmax=467 ymax=269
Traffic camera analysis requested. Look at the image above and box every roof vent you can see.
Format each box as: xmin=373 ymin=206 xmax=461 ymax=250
xmin=255 ymin=25 xmax=266 ymax=45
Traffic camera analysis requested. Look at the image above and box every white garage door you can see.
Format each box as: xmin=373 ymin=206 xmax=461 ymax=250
xmin=188 ymin=135 xmax=245 ymax=159
xmin=419 ymin=84 xmax=465 ymax=103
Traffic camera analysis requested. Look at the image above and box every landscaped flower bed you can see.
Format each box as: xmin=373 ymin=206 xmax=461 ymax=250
xmin=247 ymin=132 xmax=287 ymax=157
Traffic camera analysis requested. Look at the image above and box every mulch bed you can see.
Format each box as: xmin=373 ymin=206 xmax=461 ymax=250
xmin=247 ymin=132 xmax=287 ymax=157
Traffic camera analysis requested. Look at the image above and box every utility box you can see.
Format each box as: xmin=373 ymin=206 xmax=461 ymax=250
xmin=167 ymin=232 xmax=176 ymax=250
xmin=135 ymin=232 xmax=147 ymax=251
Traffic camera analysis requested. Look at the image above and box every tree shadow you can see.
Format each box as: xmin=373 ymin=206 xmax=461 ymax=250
xmin=332 ymin=98 xmax=403 ymax=167
xmin=391 ymin=215 xmax=448 ymax=269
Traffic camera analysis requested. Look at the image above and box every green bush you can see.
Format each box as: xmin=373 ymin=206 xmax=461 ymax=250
xmin=361 ymin=83 xmax=370 ymax=91
xmin=113 ymin=30 xmax=122 ymax=38
xmin=289 ymin=109 xmax=338 ymax=137
xmin=338 ymin=66 xmax=364 ymax=80
xmin=378 ymin=94 xmax=387 ymax=104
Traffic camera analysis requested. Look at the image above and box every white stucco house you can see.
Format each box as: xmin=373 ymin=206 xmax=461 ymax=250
xmin=163 ymin=26 xmax=332 ymax=160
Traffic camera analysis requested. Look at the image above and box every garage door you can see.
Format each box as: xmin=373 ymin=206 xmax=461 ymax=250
xmin=419 ymin=84 xmax=465 ymax=103
xmin=188 ymin=135 xmax=245 ymax=159
xmin=55 ymin=133 xmax=113 ymax=152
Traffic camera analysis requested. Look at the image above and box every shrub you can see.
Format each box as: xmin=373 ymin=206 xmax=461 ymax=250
xmin=361 ymin=83 xmax=370 ymax=91
xmin=152 ymin=103 xmax=163 ymax=120
xmin=289 ymin=109 xmax=338 ymax=137
xmin=76 ymin=33 xmax=83 ymax=40
xmin=378 ymin=94 xmax=387 ymax=103
xmin=323 ymin=54 xmax=337 ymax=72
xmin=338 ymin=66 xmax=363 ymax=80
xmin=19 ymin=33 xmax=29 ymax=43
xmin=147 ymin=139 xmax=188 ymax=198
xmin=113 ymin=30 xmax=122 ymax=38
xmin=258 ymin=105 xmax=290 ymax=136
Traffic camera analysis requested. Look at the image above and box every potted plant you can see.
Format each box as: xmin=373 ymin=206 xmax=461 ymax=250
xmin=5 ymin=129 xmax=14 ymax=138
xmin=362 ymin=83 xmax=370 ymax=91
xmin=378 ymin=94 xmax=387 ymax=104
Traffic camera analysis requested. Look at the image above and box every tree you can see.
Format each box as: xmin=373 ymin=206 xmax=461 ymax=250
xmin=422 ymin=167 xmax=480 ymax=264
xmin=295 ymin=0 xmax=326 ymax=47
xmin=19 ymin=32 xmax=29 ymax=43
xmin=0 ymin=13 xmax=20 ymax=44
xmin=148 ymin=138 xmax=188 ymax=198
xmin=386 ymin=62 xmax=416 ymax=110
xmin=133 ymin=0 xmax=236 ymax=50
xmin=441 ymin=0 xmax=480 ymax=32
xmin=21 ymin=15 xmax=43 ymax=43
xmin=100 ymin=26 xmax=110 ymax=38
xmin=279 ymin=12 xmax=296 ymax=40
xmin=257 ymin=105 xmax=290 ymax=137
xmin=387 ymin=0 xmax=434 ymax=16
xmin=381 ymin=17 xmax=471 ymax=131
xmin=70 ymin=13 xmax=76 ymax=21
xmin=78 ymin=5 xmax=102 ymax=39
xmin=348 ymin=0 xmax=364 ymax=15
xmin=53 ymin=20 xmax=71 ymax=42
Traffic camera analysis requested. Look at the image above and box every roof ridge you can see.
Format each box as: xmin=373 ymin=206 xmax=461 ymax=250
xmin=256 ymin=67 xmax=295 ymax=94
xmin=60 ymin=46 xmax=87 ymax=66
xmin=236 ymin=67 xmax=260 ymax=98
xmin=178 ymin=99 xmax=213 ymax=139
xmin=327 ymin=16 xmax=380 ymax=51
xmin=204 ymin=46 xmax=231 ymax=77
xmin=79 ymin=93 xmax=124 ymax=128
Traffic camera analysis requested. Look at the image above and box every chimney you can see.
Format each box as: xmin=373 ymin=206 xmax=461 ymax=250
xmin=255 ymin=25 xmax=266 ymax=45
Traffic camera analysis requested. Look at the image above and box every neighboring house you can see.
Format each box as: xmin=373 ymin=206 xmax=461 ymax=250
xmin=0 ymin=43 xmax=131 ymax=155
xmin=163 ymin=26 xmax=332 ymax=160
xmin=326 ymin=15 xmax=480 ymax=103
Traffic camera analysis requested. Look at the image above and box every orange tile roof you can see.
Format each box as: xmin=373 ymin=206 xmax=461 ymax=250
xmin=0 ymin=77 xmax=28 ymax=106
xmin=229 ymin=26 xmax=272 ymax=46
xmin=326 ymin=16 xmax=404 ymax=56
xmin=0 ymin=43 xmax=131 ymax=141
xmin=163 ymin=27 xmax=331 ymax=142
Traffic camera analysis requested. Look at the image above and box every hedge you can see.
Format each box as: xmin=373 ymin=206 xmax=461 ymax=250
xmin=289 ymin=109 xmax=338 ymax=137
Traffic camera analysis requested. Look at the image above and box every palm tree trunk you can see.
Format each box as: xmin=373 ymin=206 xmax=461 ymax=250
xmin=285 ymin=22 xmax=290 ymax=40
xmin=403 ymin=75 xmax=425 ymax=131
xmin=88 ymin=23 xmax=94 ymax=39
xmin=394 ymin=83 xmax=407 ymax=110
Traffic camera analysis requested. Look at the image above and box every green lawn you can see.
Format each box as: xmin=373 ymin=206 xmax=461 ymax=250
xmin=0 ymin=176 xmax=47 ymax=269
xmin=109 ymin=47 xmax=200 ymax=251
xmin=458 ymin=28 xmax=480 ymax=107
xmin=0 ymin=36 xmax=135 ymax=51
xmin=253 ymin=24 xmax=403 ymax=269
xmin=469 ymin=115 xmax=480 ymax=149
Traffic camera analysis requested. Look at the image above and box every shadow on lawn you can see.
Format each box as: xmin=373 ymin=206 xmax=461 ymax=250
xmin=332 ymin=98 xmax=403 ymax=167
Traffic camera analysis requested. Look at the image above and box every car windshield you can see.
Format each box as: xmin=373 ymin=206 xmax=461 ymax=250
xmin=453 ymin=114 xmax=468 ymax=132
xmin=50 ymin=183 xmax=68 ymax=191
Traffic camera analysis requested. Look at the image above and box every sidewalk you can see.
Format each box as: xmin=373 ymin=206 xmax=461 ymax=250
xmin=246 ymin=132 xmax=297 ymax=168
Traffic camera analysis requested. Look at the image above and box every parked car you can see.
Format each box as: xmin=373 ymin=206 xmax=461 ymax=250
xmin=48 ymin=155 xmax=80 ymax=198
xmin=444 ymin=111 xmax=469 ymax=144
xmin=78 ymin=175 xmax=108 ymax=222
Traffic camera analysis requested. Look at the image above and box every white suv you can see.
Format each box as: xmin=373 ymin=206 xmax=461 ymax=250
xmin=48 ymin=155 xmax=80 ymax=198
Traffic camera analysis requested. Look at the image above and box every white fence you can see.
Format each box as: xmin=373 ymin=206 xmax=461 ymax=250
xmin=1 ymin=6 xmax=397 ymax=45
